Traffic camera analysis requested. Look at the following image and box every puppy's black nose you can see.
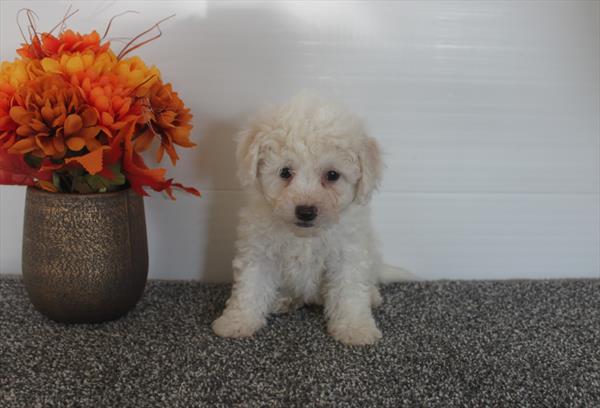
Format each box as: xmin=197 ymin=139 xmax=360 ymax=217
xmin=295 ymin=205 xmax=318 ymax=222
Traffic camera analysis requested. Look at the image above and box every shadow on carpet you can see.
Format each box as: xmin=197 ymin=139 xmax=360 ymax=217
xmin=1 ymin=278 xmax=599 ymax=407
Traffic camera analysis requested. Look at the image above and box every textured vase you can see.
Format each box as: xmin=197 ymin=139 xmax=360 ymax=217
xmin=21 ymin=187 xmax=148 ymax=323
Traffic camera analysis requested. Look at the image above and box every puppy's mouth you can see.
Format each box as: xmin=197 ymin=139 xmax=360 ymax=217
xmin=295 ymin=221 xmax=315 ymax=228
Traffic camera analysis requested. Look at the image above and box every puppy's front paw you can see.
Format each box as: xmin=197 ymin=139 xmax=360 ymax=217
xmin=212 ymin=310 xmax=264 ymax=338
xmin=328 ymin=318 xmax=382 ymax=346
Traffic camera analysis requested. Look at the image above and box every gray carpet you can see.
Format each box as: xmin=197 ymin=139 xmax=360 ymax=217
xmin=1 ymin=277 xmax=599 ymax=407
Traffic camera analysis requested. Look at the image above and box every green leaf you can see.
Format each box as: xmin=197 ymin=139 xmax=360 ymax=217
xmin=52 ymin=173 xmax=62 ymax=192
xmin=72 ymin=176 xmax=93 ymax=194
xmin=67 ymin=167 xmax=84 ymax=178
xmin=85 ymin=174 xmax=110 ymax=192
xmin=24 ymin=153 xmax=42 ymax=169
xmin=107 ymin=164 xmax=126 ymax=186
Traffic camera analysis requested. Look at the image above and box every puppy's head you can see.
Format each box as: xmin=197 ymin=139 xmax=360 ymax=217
xmin=237 ymin=93 xmax=382 ymax=236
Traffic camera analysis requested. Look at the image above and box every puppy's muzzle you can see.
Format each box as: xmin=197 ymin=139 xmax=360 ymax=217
xmin=295 ymin=205 xmax=318 ymax=227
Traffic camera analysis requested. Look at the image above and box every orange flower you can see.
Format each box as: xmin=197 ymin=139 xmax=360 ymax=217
xmin=40 ymin=50 xmax=116 ymax=78
xmin=0 ymin=83 xmax=17 ymax=149
xmin=18 ymin=30 xmax=110 ymax=60
xmin=0 ymin=60 xmax=31 ymax=148
xmin=1 ymin=16 xmax=199 ymax=198
xmin=76 ymin=71 xmax=136 ymax=128
xmin=7 ymin=76 xmax=103 ymax=167
xmin=38 ymin=51 xmax=160 ymax=133
xmin=134 ymin=81 xmax=195 ymax=165
xmin=114 ymin=56 xmax=160 ymax=90
xmin=0 ymin=59 xmax=30 ymax=88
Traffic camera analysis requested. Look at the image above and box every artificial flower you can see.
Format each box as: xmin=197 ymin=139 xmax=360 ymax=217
xmin=17 ymin=30 xmax=110 ymax=60
xmin=0 ymin=12 xmax=199 ymax=198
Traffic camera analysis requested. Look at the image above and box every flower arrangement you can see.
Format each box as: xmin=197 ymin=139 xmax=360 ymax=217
xmin=0 ymin=9 xmax=199 ymax=198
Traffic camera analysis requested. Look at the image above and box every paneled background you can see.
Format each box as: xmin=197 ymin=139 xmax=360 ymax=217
xmin=1 ymin=0 xmax=598 ymax=280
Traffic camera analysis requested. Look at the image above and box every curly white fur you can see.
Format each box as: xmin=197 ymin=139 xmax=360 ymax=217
xmin=212 ymin=92 xmax=384 ymax=345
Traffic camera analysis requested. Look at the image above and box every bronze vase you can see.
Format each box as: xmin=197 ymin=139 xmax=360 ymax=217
xmin=21 ymin=187 xmax=148 ymax=323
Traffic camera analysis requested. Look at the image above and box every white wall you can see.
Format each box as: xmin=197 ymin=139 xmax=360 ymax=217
xmin=1 ymin=0 xmax=598 ymax=281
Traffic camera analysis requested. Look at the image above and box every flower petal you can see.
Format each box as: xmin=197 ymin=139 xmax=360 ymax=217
xmin=81 ymin=107 xmax=98 ymax=127
xmin=66 ymin=136 xmax=86 ymax=151
xmin=30 ymin=119 xmax=49 ymax=133
xmin=79 ymin=126 xmax=101 ymax=140
xmin=35 ymin=135 xmax=56 ymax=156
xmin=41 ymin=58 xmax=61 ymax=73
xmin=53 ymin=133 xmax=65 ymax=154
xmin=41 ymin=105 xmax=54 ymax=124
xmin=9 ymin=107 xmax=33 ymax=125
xmin=133 ymin=127 xmax=155 ymax=152
xmin=0 ymin=116 xmax=15 ymax=131
xmin=8 ymin=137 xmax=37 ymax=154
xmin=64 ymin=114 xmax=83 ymax=137
xmin=94 ymin=95 xmax=110 ymax=112
xmin=101 ymin=111 xmax=114 ymax=126
xmin=157 ymin=111 xmax=177 ymax=128
xmin=52 ymin=113 xmax=66 ymax=128
xmin=169 ymin=126 xmax=196 ymax=147
xmin=65 ymin=55 xmax=84 ymax=75
xmin=1 ymin=132 xmax=16 ymax=149
xmin=16 ymin=125 xmax=34 ymax=137
xmin=85 ymin=137 xmax=102 ymax=151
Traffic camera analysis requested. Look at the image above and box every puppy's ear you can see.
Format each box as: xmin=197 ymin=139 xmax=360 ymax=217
xmin=236 ymin=125 xmax=262 ymax=188
xmin=356 ymin=136 xmax=383 ymax=204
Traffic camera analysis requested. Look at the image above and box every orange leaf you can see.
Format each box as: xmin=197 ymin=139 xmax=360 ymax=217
xmin=103 ymin=133 xmax=123 ymax=166
xmin=37 ymin=179 xmax=58 ymax=192
xmin=0 ymin=150 xmax=52 ymax=186
xmin=65 ymin=147 xmax=108 ymax=175
xmin=171 ymin=182 xmax=201 ymax=197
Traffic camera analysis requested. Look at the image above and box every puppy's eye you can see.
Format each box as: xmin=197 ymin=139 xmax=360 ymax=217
xmin=279 ymin=167 xmax=293 ymax=179
xmin=326 ymin=170 xmax=340 ymax=182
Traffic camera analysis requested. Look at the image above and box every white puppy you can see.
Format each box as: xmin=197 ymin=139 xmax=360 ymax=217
xmin=212 ymin=93 xmax=384 ymax=345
